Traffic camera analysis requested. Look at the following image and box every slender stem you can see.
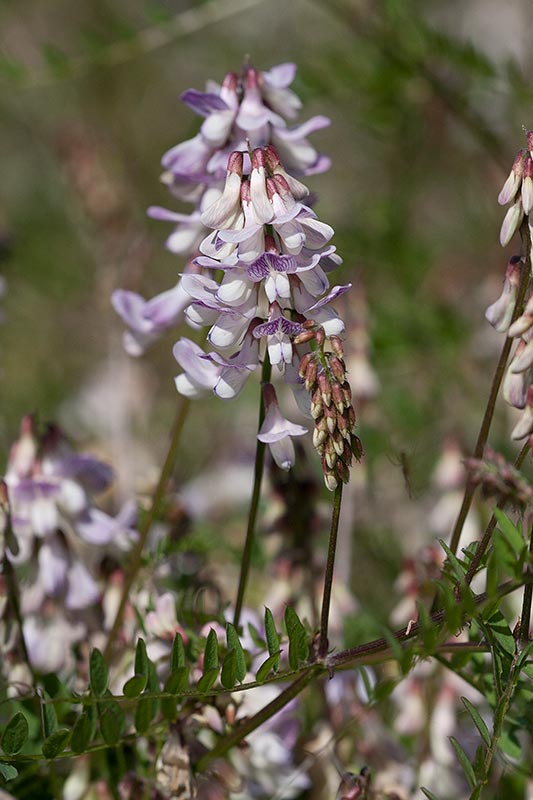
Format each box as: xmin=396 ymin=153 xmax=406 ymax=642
xmin=518 ymin=521 xmax=533 ymax=649
xmin=3 ymin=555 xmax=36 ymax=684
xmin=449 ymin=236 xmax=531 ymax=557
xmin=328 ymin=578 xmax=520 ymax=671
xmin=194 ymin=668 xmax=316 ymax=773
xmin=103 ymin=395 xmax=190 ymax=659
xmin=233 ymin=356 xmax=272 ymax=628
xmin=318 ymin=483 xmax=344 ymax=657
xmin=472 ymin=650 xmax=522 ymax=798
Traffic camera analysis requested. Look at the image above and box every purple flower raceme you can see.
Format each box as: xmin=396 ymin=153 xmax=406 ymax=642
xmin=112 ymin=62 xmax=331 ymax=355
xmin=113 ymin=60 xmax=361 ymax=487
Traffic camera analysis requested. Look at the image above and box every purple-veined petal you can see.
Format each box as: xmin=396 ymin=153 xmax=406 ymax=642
xmin=180 ymin=89 xmax=229 ymax=116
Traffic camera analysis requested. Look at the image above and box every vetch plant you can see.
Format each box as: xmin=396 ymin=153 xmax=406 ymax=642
xmin=4 ymin=58 xmax=533 ymax=800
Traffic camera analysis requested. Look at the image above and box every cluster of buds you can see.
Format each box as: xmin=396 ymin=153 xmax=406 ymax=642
xmin=465 ymin=447 xmax=533 ymax=508
xmin=485 ymin=131 xmax=533 ymax=440
xmin=298 ymin=329 xmax=362 ymax=491
xmin=498 ymin=130 xmax=533 ymax=246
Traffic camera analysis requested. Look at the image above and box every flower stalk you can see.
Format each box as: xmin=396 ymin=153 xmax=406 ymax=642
xmin=318 ymin=482 xmax=343 ymax=657
xmin=233 ymin=355 xmax=272 ymax=629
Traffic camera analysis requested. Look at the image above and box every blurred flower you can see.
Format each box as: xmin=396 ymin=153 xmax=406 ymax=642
xmin=3 ymin=417 xmax=137 ymax=613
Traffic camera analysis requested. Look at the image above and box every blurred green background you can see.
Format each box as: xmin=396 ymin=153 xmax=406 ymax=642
xmin=1 ymin=0 xmax=533 ymax=548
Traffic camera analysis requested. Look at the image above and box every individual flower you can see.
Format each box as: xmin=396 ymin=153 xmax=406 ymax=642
xmin=257 ymin=383 xmax=307 ymax=470
xmin=485 ymin=256 xmax=522 ymax=332
xmin=111 ymin=280 xmax=192 ymax=357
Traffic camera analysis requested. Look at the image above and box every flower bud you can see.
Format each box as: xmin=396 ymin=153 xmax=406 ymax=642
xmin=335 ymin=458 xmax=350 ymax=484
xmin=304 ymin=359 xmax=318 ymax=392
xmin=522 ymin=156 xmax=533 ymax=214
xmin=313 ymin=425 xmax=327 ymax=449
xmin=485 ymin=256 xmax=522 ymax=333
xmin=323 ymin=471 xmax=338 ymax=492
xmin=331 ymin=381 xmax=345 ymax=412
xmin=351 ymin=434 xmax=364 ymax=460
xmin=503 ymin=347 xmax=530 ymax=408
xmin=328 ymin=356 xmax=346 ymax=383
xmin=298 ymin=352 xmax=313 ymax=378
xmin=324 ymin=403 xmax=337 ymax=434
xmin=325 ymin=442 xmax=337 ymax=470
xmin=336 ymin=412 xmax=350 ymax=440
xmin=342 ymin=381 xmax=353 ymax=406
xmin=332 ymin=431 xmax=345 ymax=456
xmin=512 ymin=386 xmax=533 ymax=440
xmin=293 ymin=329 xmax=316 ymax=345
xmin=311 ymin=387 xmax=323 ymax=419
xmin=508 ymin=294 xmax=533 ymax=338
xmin=500 ymin=200 xmax=524 ymax=247
xmin=498 ymin=150 xmax=527 ymax=206
xmin=315 ymin=327 xmax=326 ymax=347
xmin=318 ymin=372 xmax=332 ymax=407
xmin=330 ymin=336 xmax=344 ymax=357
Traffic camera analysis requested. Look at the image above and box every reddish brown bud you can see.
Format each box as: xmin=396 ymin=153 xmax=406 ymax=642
xmin=293 ymin=329 xmax=315 ymax=345
xmin=335 ymin=458 xmax=350 ymax=484
xmin=324 ymin=403 xmax=337 ymax=434
xmin=298 ymin=352 xmax=313 ymax=378
xmin=347 ymin=405 xmax=356 ymax=427
xmin=342 ymin=382 xmax=353 ymax=406
xmin=351 ymin=434 xmax=364 ymax=460
xmin=330 ymin=336 xmax=344 ymax=357
xmin=333 ymin=431 xmax=345 ymax=456
xmin=311 ymin=388 xmax=323 ymax=419
xmin=302 ymin=319 xmax=316 ymax=330
xmin=331 ymin=381 xmax=345 ymax=412
xmin=329 ymin=356 xmax=345 ymax=383
xmin=263 ymin=144 xmax=281 ymax=171
xmin=336 ymin=413 xmax=350 ymax=440
xmin=318 ymin=372 xmax=332 ymax=406
xmin=305 ymin=360 xmax=318 ymax=392
xmin=315 ymin=327 xmax=326 ymax=347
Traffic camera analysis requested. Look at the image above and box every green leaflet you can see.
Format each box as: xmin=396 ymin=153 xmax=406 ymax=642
xmin=226 ymin=623 xmax=247 ymax=682
xmin=89 ymin=648 xmax=108 ymax=697
xmin=284 ymin=606 xmax=309 ymax=670
xmin=1 ymin=712 xmax=29 ymax=756
xmin=42 ymin=729 xmax=71 ymax=759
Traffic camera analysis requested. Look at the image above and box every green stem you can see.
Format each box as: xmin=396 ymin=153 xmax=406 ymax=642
xmin=233 ymin=356 xmax=272 ymax=628
xmin=194 ymin=668 xmax=316 ymax=773
xmin=518 ymin=521 xmax=533 ymax=649
xmin=470 ymin=650 xmax=522 ymax=798
xmin=318 ymin=483 xmax=343 ymax=657
xmin=103 ymin=395 xmax=190 ymax=660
